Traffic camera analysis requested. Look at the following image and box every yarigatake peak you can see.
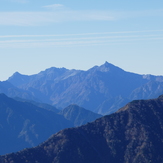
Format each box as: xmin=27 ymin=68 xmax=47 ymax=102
xmin=3 ymin=61 xmax=163 ymax=115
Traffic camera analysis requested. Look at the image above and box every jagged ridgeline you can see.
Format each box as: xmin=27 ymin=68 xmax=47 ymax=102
xmin=1 ymin=61 xmax=163 ymax=115
xmin=1 ymin=95 xmax=163 ymax=163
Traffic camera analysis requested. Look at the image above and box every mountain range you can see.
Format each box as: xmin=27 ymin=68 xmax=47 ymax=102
xmin=0 ymin=94 xmax=101 ymax=155
xmin=1 ymin=95 xmax=163 ymax=163
xmin=1 ymin=61 xmax=163 ymax=115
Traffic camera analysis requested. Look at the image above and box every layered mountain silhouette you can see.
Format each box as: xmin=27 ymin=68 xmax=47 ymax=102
xmin=59 ymin=104 xmax=102 ymax=126
xmin=1 ymin=95 xmax=163 ymax=163
xmin=0 ymin=81 xmax=41 ymax=102
xmin=13 ymin=97 xmax=59 ymax=113
xmin=3 ymin=62 xmax=163 ymax=115
xmin=0 ymin=94 xmax=100 ymax=155
xmin=0 ymin=93 xmax=72 ymax=155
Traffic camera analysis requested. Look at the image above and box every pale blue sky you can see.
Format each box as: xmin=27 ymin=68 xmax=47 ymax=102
xmin=0 ymin=0 xmax=163 ymax=81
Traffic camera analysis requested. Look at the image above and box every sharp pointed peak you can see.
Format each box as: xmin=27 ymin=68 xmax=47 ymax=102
xmin=8 ymin=71 xmax=22 ymax=80
xmin=88 ymin=61 xmax=124 ymax=73
xmin=13 ymin=71 xmax=21 ymax=76
xmin=101 ymin=61 xmax=118 ymax=67
xmin=97 ymin=61 xmax=125 ymax=73
xmin=104 ymin=61 xmax=111 ymax=65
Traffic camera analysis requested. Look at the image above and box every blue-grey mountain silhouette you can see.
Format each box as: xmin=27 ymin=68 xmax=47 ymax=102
xmin=4 ymin=62 xmax=163 ymax=115
xmin=0 ymin=94 xmax=101 ymax=155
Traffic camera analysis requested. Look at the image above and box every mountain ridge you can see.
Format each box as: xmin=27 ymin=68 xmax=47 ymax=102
xmin=4 ymin=62 xmax=163 ymax=114
xmin=1 ymin=95 xmax=163 ymax=162
xmin=0 ymin=93 xmax=74 ymax=155
xmin=0 ymin=94 xmax=101 ymax=155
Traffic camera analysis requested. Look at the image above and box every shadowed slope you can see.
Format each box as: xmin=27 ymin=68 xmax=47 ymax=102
xmin=0 ymin=94 xmax=73 ymax=155
xmin=1 ymin=95 xmax=163 ymax=162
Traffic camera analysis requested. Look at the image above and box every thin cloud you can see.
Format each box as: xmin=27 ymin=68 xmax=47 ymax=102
xmin=0 ymin=11 xmax=116 ymax=26
xmin=0 ymin=30 xmax=163 ymax=48
xmin=43 ymin=4 xmax=64 ymax=9
xmin=0 ymin=37 xmax=163 ymax=48
xmin=0 ymin=34 xmax=162 ymax=42
xmin=0 ymin=29 xmax=163 ymax=38
xmin=0 ymin=12 xmax=58 ymax=26
xmin=0 ymin=8 xmax=162 ymax=26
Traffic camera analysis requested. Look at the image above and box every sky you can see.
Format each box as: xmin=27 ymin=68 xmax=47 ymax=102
xmin=0 ymin=0 xmax=163 ymax=81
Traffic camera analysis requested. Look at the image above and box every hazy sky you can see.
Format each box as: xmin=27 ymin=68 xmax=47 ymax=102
xmin=0 ymin=0 xmax=163 ymax=81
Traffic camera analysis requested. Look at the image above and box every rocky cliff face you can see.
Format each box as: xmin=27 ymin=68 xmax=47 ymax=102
xmin=1 ymin=95 xmax=163 ymax=163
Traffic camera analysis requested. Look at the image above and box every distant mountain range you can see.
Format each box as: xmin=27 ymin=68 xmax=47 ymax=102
xmin=0 ymin=94 xmax=101 ymax=155
xmin=1 ymin=95 xmax=163 ymax=163
xmin=1 ymin=61 xmax=163 ymax=115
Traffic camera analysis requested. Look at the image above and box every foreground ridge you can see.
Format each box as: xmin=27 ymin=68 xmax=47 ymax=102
xmin=1 ymin=95 xmax=163 ymax=163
